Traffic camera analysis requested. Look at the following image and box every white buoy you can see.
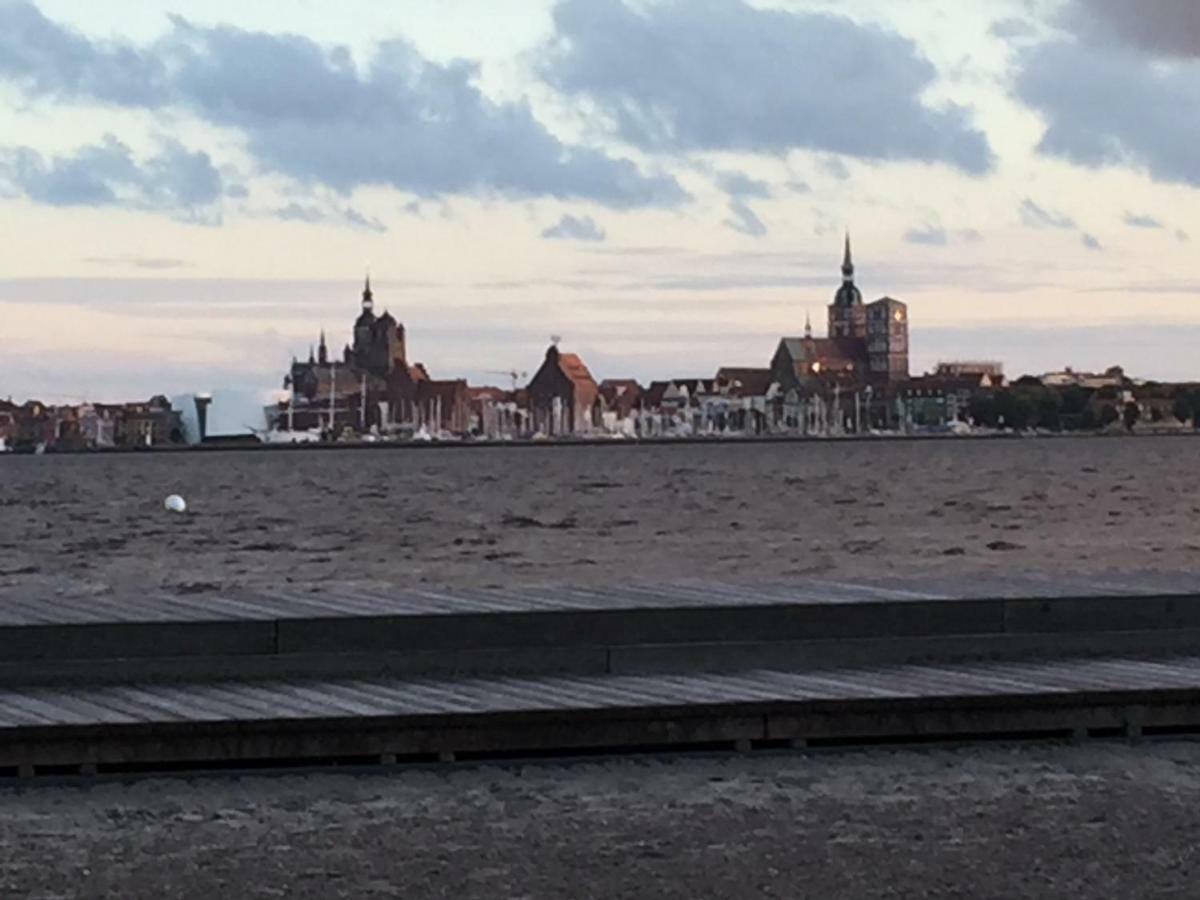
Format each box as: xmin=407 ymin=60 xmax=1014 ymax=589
xmin=164 ymin=495 xmax=188 ymax=514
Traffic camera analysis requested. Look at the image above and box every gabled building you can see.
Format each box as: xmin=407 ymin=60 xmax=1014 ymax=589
xmin=526 ymin=344 xmax=600 ymax=436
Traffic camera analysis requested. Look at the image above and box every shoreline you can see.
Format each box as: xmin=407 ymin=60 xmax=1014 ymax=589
xmin=3 ymin=427 xmax=1198 ymax=457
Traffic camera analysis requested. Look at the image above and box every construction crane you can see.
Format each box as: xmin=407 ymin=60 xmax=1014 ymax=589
xmin=487 ymin=370 xmax=529 ymax=390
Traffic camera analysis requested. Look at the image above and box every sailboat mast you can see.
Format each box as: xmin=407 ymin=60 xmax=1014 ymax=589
xmin=329 ymin=363 xmax=337 ymax=435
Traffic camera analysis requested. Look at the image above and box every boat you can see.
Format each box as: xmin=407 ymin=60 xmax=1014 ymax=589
xmin=255 ymin=427 xmax=323 ymax=445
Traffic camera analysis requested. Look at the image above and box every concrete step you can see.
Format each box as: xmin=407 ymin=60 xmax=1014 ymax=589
xmin=4 ymin=573 xmax=1199 ymax=684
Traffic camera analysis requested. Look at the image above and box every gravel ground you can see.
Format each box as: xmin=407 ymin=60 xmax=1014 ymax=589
xmin=2 ymin=741 xmax=1199 ymax=899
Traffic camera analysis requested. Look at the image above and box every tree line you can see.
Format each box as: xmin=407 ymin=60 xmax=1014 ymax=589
xmin=965 ymin=380 xmax=1200 ymax=432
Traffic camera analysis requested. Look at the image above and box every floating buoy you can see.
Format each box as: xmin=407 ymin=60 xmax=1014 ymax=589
xmin=164 ymin=495 xmax=187 ymax=514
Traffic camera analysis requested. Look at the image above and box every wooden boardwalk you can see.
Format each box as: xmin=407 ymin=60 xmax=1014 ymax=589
xmin=2 ymin=573 xmax=1199 ymax=775
xmin=3 ymin=570 xmax=1197 ymax=627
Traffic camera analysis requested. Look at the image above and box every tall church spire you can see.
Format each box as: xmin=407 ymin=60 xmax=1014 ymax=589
xmin=318 ymin=330 xmax=328 ymax=365
xmin=842 ymin=232 xmax=854 ymax=283
xmin=362 ymin=273 xmax=374 ymax=312
xmin=805 ymin=310 xmax=813 ymax=339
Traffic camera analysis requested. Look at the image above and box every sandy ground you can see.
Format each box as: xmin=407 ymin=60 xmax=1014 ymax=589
xmin=3 ymin=436 xmax=1200 ymax=602
xmin=2 ymin=741 xmax=1199 ymax=899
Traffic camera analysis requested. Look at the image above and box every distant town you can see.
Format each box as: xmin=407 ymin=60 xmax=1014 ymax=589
xmin=4 ymin=237 xmax=1200 ymax=453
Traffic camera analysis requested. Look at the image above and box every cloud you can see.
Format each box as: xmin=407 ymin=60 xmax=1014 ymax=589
xmin=273 ymin=202 xmax=387 ymax=233
xmin=990 ymin=18 xmax=1039 ymax=40
xmin=904 ymin=224 xmax=982 ymax=246
xmin=1082 ymin=233 xmax=1103 ymax=251
xmin=0 ymin=0 xmax=166 ymax=105
xmin=724 ymin=201 xmax=767 ymax=238
xmin=0 ymin=135 xmax=223 ymax=221
xmin=1178 ymin=229 xmax=1191 ymax=242
xmin=541 ymin=213 xmax=607 ymax=241
xmin=541 ymin=0 xmax=994 ymax=173
xmin=1073 ymin=0 xmax=1200 ymax=57
xmin=1014 ymin=2 xmax=1200 ymax=187
xmin=716 ymin=171 xmax=771 ymax=200
xmin=0 ymin=3 xmax=687 ymax=210
xmin=716 ymin=170 xmax=771 ymax=238
xmin=84 ymin=256 xmax=193 ymax=270
xmin=904 ymin=224 xmax=948 ymax=246
xmin=819 ymin=157 xmax=852 ymax=181
xmin=1020 ymin=198 xmax=1076 ymax=230
xmin=1123 ymin=212 xmax=1164 ymax=229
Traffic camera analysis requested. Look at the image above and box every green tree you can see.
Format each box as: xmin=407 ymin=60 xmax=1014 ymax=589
xmin=995 ymin=389 xmax=1036 ymax=431
xmin=1173 ymin=395 xmax=1192 ymax=424
xmin=1036 ymin=390 xmax=1063 ymax=431
xmin=1099 ymin=404 xmax=1119 ymax=427
xmin=969 ymin=394 xmax=998 ymax=428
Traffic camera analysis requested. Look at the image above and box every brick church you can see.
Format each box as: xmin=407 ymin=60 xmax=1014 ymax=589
xmin=770 ymin=236 xmax=909 ymax=398
xmin=282 ymin=278 xmax=469 ymax=434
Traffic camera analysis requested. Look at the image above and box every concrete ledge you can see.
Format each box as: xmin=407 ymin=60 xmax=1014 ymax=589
xmin=3 ymin=589 xmax=1200 ymax=678
xmin=0 ymin=621 xmax=278 ymax=662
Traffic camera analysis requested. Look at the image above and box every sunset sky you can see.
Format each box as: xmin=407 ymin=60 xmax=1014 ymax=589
xmin=2 ymin=0 xmax=1199 ymax=402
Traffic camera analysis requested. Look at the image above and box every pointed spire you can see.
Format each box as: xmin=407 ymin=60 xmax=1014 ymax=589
xmin=308 ymin=344 xmax=315 ymax=365
xmin=318 ymin=330 xmax=328 ymax=365
xmin=842 ymin=232 xmax=854 ymax=282
xmin=805 ymin=310 xmax=813 ymax=339
xmin=362 ymin=272 xmax=374 ymax=312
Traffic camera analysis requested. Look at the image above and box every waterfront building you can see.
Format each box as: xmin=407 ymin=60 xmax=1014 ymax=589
xmin=526 ymin=344 xmax=600 ymax=436
xmin=282 ymin=278 xmax=471 ymax=436
xmin=769 ymin=236 xmax=909 ymax=431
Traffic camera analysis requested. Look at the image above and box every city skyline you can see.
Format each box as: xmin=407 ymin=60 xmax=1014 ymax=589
xmin=2 ymin=0 xmax=1200 ymax=401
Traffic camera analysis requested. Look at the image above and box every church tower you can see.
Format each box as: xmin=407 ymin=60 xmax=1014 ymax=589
xmin=828 ymin=234 xmax=866 ymax=340
xmin=353 ymin=275 xmax=378 ymax=372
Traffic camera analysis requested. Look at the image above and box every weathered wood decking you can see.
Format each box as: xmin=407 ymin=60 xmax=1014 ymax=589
xmin=2 ymin=573 xmax=1198 ymax=775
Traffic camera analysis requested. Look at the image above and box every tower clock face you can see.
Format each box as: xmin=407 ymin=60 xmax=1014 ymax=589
xmin=893 ymin=309 xmax=905 ymax=322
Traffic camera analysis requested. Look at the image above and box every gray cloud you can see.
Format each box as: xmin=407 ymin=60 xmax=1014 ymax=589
xmin=1123 ymin=212 xmax=1164 ymax=229
xmin=0 ymin=2 xmax=687 ymax=210
xmin=1074 ymin=0 xmax=1200 ymax=57
xmin=273 ymin=202 xmax=386 ymax=233
xmin=818 ymin=157 xmax=852 ymax=181
xmin=84 ymin=255 xmax=193 ymax=270
xmin=0 ymin=0 xmax=166 ymax=105
xmin=990 ymin=18 xmax=1039 ymax=40
xmin=724 ymin=201 xmax=767 ymax=238
xmin=541 ymin=214 xmax=607 ymax=241
xmin=1178 ymin=229 xmax=1191 ymax=242
xmin=717 ymin=170 xmax=771 ymax=238
xmin=717 ymin=171 xmax=771 ymax=200
xmin=541 ymin=0 xmax=993 ymax=174
xmin=1015 ymin=3 xmax=1200 ymax=187
xmin=0 ymin=135 xmax=223 ymax=220
xmin=904 ymin=224 xmax=948 ymax=246
xmin=1020 ymin=198 xmax=1076 ymax=230
xmin=904 ymin=224 xmax=983 ymax=247
xmin=1081 ymin=233 xmax=1103 ymax=251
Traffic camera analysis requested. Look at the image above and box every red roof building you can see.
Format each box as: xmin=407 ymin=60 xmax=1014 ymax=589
xmin=526 ymin=345 xmax=600 ymax=436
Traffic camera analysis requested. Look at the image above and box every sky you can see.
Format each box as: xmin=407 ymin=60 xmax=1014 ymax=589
xmin=2 ymin=0 xmax=1200 ymax=402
